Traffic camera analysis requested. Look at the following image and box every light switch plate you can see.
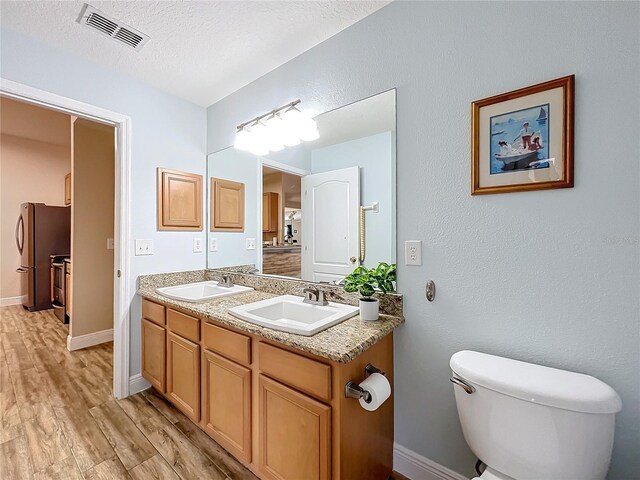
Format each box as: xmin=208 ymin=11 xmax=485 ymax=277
xmin=193 ymin=237 xmax=203 ymax=253
xmin=135 ymin=239 xmax=153 ymax=256
xmin=107 ymin=238 xmax=114 ymax=250
xmin=405 ymin=240 xmax=422 ymax=266
xmin=246 ymin=238 xmax=256 ymax=250
xmin=209 ymin=238 xmax=218 ymax=252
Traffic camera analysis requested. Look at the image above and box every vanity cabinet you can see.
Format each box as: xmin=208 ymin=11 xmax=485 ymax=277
xmin=202 ymin=350 xmax=252 ymax=462
xmin=262 ymin=192 xmax=279 ymax=233
xmin=141 ymin=299 xmax=166 ymax=393
xmin=140 ymin=297 xmax=394 ymax=480
xmin=259 ymin=375 xmax=331 ymax=480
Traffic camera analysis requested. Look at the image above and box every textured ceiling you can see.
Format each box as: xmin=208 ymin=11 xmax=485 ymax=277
xmin=0 ymin=1 xmax=389 ymax=106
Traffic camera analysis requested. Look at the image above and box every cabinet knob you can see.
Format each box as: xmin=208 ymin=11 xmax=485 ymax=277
xmin=349 ymin=257 xmax=356 ymax=263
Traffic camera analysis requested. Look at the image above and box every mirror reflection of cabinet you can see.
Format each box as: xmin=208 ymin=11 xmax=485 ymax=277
xmin=262 ymin=192 xmax=279 ymax=233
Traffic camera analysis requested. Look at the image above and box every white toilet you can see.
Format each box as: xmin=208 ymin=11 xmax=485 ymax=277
xmin=450 ymin=350 xmax=622 ymax=480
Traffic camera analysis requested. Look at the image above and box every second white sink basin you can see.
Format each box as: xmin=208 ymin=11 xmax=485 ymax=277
xmin=156 ymin=281 xmax=253 ymax=303
xmin=228 ymin=295 xmax=359 ymax=336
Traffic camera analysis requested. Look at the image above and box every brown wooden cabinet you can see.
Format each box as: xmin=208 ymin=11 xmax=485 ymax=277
xmin=142 ymin=319 xmax=166 ymax=393
xmin=259 ymin=375 xmax=331 ymax=480
xmin=139 ymin=298 xmax=394 ymax=480
xmin=167 ymin=331 xmax=200 ymax=421
xmin=157 ymin=168 xmax=203 ymax=231
xmin=202 ymin=350 xmax=252 ymax=462
xmin=64 ymin=173 xmax=71 ymax=206
xmin=262 ymin=192 xmax=279 ymax=233
xmin=210 ymin=177 xmax=245 ymax=232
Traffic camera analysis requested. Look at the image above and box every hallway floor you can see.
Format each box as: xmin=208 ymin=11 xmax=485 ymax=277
xmin=0 ymin=305 xmax=257 ymax=480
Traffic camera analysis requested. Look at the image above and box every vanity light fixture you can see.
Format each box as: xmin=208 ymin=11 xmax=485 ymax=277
xmin=234 ymin=100 xmax=319 ymax=155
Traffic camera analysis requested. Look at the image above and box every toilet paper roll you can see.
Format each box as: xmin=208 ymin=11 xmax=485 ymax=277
xmin=358 ymin=373 xmax=391 ymax=412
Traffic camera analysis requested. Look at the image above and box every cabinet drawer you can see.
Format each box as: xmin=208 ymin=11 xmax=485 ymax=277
xmin=202 ymin=322 xmax=251 ymax=366
xmin=167 ymin=309 xmax=199 ymax=342
xmin=258 ymin=342 xmax=331 ymax=402
xmin=142 ymin=299 xmax=165 ymax=326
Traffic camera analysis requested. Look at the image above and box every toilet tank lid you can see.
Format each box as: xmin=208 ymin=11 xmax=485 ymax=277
xmin=450 ymin=351 xmax=622 ymax=414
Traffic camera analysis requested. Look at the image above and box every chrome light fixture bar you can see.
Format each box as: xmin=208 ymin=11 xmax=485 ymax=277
xmin=234 ymin=100 xmax=319 ymax=156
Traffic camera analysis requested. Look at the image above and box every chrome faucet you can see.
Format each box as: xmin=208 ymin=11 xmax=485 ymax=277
xmin=219 ymin=274 xmax=233 ymax=288
xmin=303 ymin=287 xmax=328 ymax=306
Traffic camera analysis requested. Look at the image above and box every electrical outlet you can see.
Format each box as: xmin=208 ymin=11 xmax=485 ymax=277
xmin=135 ymin=239 xmax=153 ymax=256
xmin=405 ymin=240 xmax=422 ymax=266
xmin=193 ymin=238 xmax=203 ymax=253
xmin=107 ymin=238 xmax=114 ymax=250
xmin=246 ymin=238 xmax=256 ymax=250
xmin=209 ymin=238 xmax=218 ymax=252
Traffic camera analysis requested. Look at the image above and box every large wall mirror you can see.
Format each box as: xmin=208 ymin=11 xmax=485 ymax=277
xmin=207 ymin=89 xmax=396 ymax=284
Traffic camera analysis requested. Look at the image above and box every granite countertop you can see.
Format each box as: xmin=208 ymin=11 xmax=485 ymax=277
xmin=137 ymin=271 xmax=404 ymax=363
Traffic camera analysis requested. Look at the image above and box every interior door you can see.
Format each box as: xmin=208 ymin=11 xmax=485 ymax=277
xmin=301 ymin=166 xmax=359 ymax=282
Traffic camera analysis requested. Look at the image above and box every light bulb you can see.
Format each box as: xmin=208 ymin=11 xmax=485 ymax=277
xmin=298 ymin=118 xmax=319 ymax=142
xmin=248 ymin=121 xmax=269 ymax=156
xmin=264 ymin=114 xmax=285 ymax=152
xmin=234 ymin=126 xmax=251 ymax=151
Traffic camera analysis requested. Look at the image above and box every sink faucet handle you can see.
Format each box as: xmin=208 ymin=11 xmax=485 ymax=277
xmin=303 ymin=287 xmax=318 ymax=301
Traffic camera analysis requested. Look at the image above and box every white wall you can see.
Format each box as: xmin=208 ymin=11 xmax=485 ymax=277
xmin=207 ymin=147 xmax=259 ymax=268
xmin=0 ymin=27 xmax=207 ymax=376
xmin=311 ymin=131 xmax=395 ymax=268
xmin=206 ymin=2 xmax=640 ymax=478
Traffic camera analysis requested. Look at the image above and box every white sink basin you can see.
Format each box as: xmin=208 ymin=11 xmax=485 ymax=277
xmin=156 ymin=281 xmax=253 ymax=303
xmin=228 ymin=295 xmax=359 ymax=336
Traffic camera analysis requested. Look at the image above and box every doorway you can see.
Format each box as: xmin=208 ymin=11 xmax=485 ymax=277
xmin=1 ymin=78 xmax=132 ymax=399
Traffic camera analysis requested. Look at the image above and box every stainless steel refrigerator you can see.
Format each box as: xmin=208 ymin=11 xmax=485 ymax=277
xmin=15 ymin=203 xmax=70 ymax=311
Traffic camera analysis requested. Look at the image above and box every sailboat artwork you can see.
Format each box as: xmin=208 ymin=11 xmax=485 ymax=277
xmin=489 ymin=103 xmax=551 ymax=175
xmin=537 ymin=107 xmax=547 ymax=124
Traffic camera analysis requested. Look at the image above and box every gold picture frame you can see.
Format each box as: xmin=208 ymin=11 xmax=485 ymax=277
xmin=471 ymin=75 xmax=574 ymax=195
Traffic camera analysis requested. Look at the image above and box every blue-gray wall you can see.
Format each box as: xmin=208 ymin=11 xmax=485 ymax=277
xmin=311 ymin=131 xmax=395 ymax=268
xmin=0 ymin=27 xmax=207 ymax=378
xmin=206 ymin=2 xmax=640 ymax=478
xmin=207 ymin=148 xmax=259 ymax=268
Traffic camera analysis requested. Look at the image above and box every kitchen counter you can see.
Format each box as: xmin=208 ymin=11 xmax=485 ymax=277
xmin=138 ymin=271 xmax=404 ymax=363
xmin=262 ymin=244 xmax=301 ymax=252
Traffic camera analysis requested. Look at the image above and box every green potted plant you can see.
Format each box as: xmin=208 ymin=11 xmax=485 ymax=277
xmin=344 ymin=262 xmax=396 ymax=321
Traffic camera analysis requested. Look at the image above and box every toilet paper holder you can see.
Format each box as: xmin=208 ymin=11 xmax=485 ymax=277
xmin=344 ymin=364 xmax=385 ymax=401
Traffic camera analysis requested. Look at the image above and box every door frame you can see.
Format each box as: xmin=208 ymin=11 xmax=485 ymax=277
xmin=1 ymin=77 xmax=132 ymax=399
xmin=257 ymin=157 xmax=308 ymax=275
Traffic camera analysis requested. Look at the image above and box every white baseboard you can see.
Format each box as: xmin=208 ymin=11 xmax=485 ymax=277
xmin=0 ymin=295 xmax=25 ymax=307
xmin=394 ymin=443 xmax=469 ymax=480
xmin=67 ymin=328 xmax=113 ymax=351
xmin=129 ymin=374 xmax=151 ymax=395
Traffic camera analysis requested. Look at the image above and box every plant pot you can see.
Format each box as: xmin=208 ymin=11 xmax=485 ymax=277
xmin=359 ymin=297 xmax=380 ymax=321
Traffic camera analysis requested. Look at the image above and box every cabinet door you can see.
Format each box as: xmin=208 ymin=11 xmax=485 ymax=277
xmin=202 ymin=350 xmax=252 ymax=462
xmin=262 ymin=192 xmax=279 ymax=233
xmin=167 ymin=332 xmax=200 ymax=421
xmin=210 ymin=177 xmax=245 ymax=231
xmin=259 ymin=375 xmax=331 ymax=480
xmin=142 ymin=319 xmax=165 ymax=393
xmin=157 ymin=168 xmax=203 ymax=231
xmin=64 ymin=173 xmax=71 ymax=206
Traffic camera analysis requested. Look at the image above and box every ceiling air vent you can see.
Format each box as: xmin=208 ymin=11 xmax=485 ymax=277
xmin=77 ymin=4 xmax=149 ymax=51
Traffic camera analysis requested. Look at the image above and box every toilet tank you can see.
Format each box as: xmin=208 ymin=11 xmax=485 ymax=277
xmin=450 ymin=351 xmax=622 ymax=480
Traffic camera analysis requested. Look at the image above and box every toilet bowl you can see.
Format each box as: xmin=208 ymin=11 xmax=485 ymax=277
xmin=450 ymin=351 xmax=622 ymax=480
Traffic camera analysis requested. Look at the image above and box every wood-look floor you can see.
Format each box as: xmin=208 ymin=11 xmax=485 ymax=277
xmin=0 ymin=305 xmax=257 ymax=480
xmin=1 ymin=305 xmax=407 ymax=480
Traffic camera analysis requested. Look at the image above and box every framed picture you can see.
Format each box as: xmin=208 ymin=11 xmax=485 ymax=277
xmin=471 ymin=75 xmax=574 ymax=195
